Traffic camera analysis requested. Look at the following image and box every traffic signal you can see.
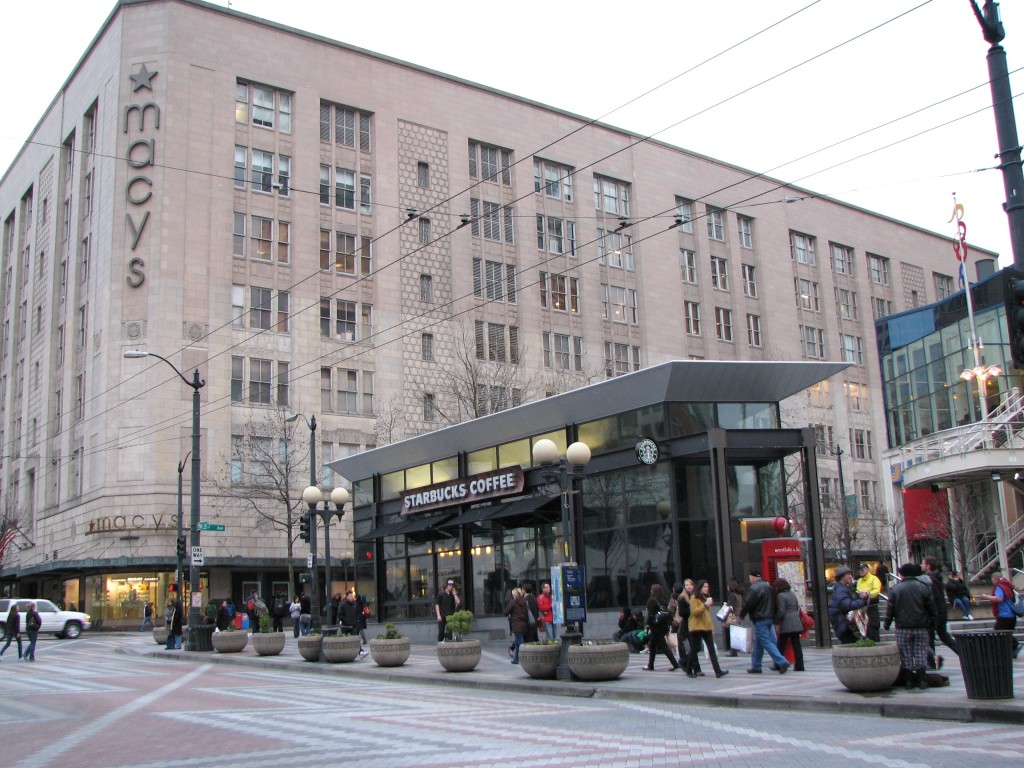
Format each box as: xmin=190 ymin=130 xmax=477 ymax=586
xmin=299 ymin=513 xmax=311 ymax=543
xmin=1005 ymin=269 xmax=1024 ymax=369
xmin=176 ymin=536 xmax=186 ymax=560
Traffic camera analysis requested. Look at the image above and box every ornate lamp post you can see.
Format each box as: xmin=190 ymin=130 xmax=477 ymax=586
xmin=532 ymin=438 xmax=591 ymax=680
xmin=125 ymin=350 xmax=206 ymax=648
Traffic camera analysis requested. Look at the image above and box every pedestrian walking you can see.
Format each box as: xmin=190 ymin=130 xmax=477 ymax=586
xmin=24 ymin=602 xmax=41 ymax=661
xmin=685 ymin=580 xmax=728 ymax=678
xmin=140 ymin=601 xmax=155 ymax=631
xmin=504 ymin=587 xmax=528 ymax=664
xmin=976 ymin=569 xmax=1022 ymax=659
xmin=920 ymin=556 xmax=958 ymax=666
xmin=773 ymin=578 xmax=804 ymax=672
xmin=272 ymin=595 xmax=286 ymax=633
xmin=674 ymin=579 xmax=695 ymax=665
xmin=289 ymin=595 xmax=302 ymax=638
xmin=0 ymin=603 xmax=23 ymax=661
xmin=723 ymin=578 xmax=745 ymax=657
xmin=884 ymin=562 xmax=938 ymax=690
xmin=741 ymin=568 xmax=789 ymax=674
xmin=216 ymin=600 xmax=231 ymax=632
xmin=299 ymin=593 xmax=312 ymax=636
xmin=435 ymin=580 xmax=461 ymax=642
xmin=644 ymin=584 xmax=680 ymax=672
xmin=522 ymin=583 xmax=540 ymax=643
xmin=537 ymin=582 xmax=554 ymax=640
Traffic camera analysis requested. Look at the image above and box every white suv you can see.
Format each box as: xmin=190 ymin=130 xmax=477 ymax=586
xmin=0 ymin=598 xmax=91 ymax=639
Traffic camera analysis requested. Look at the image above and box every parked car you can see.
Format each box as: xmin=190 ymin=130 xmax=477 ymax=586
xmin=0 ymin=598 xmax=91 ymax=639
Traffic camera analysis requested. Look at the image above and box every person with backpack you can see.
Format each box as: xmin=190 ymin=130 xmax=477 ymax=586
xmin=0 ymin=603 xmax=23 ymax=660
xmin=644 ymin=583 xmax=680 ymax=672
xmin=977 ymin=569 xmax=1022 ymax=659
xmin=272 ymin=596 xmax=287 ymax=632
xmin=23 ymin=602 xmax=42 ymax=662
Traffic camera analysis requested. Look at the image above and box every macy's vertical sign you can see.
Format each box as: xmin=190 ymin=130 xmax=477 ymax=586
xmin=122 ymin=63 xmax=160 ymax=288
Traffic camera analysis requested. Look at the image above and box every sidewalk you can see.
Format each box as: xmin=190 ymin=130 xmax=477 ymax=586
xmin=129 ymin=635 xmax=1024 ymax=725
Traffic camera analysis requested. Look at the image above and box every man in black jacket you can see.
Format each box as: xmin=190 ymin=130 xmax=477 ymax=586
xmin=740 ymin=569 xmax=789 ymax=674
xmin=884 ymin=563 xmax=938 ymax=690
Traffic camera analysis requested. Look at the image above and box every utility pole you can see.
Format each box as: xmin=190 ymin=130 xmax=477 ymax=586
xmin=970 ymin=0 xmax=1024 ymax=269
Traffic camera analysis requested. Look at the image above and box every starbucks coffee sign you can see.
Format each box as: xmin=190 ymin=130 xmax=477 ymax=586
xmin=401 ymin=466 xmax=525 ymax=515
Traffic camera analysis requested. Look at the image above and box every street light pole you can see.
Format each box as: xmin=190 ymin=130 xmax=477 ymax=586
xmin=176 ymin=452 xmax=191 ymax=600
xmin=532 ymin=438 xmax=591 ymax=681
xmin=125 ymin=350 xmax=205 ymax=645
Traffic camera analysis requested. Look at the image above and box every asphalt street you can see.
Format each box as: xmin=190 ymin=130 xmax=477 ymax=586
xmin=1 ymin=633 xmax=1023 ymax=767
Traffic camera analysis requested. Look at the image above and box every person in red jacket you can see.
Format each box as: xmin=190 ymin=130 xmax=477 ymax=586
xmin=976 ymin=570 xmax=1021 ymax=659
xmin=537 ymin=582 xmax=554 ymax=640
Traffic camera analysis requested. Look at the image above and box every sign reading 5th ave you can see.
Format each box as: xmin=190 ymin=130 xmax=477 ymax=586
xmin=401 ymin=466 xmax=524 ymax=515
xmin=197 ymin=522 xmax=225 ymax=531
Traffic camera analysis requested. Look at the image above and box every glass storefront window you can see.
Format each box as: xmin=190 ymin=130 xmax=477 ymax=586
xmin=498 ymin=438 xmax=531 ymax=469
xmin=406 ymin=463 xmax=431 ymax=490
xmin=583 ymin=526 xmax=626 ymax=609
xmin=667 ymin=402 xmax=714 ymax=437
xmin=352 ymin=479 xmax=373 ymax=508
xmin=532 ymin=430 xmax=567 ymax=459
xmin=432 ymin=456 xmax=458 ymax=483
xmin=84 ymin=572 xmax=178 ymax=625
xmin=718 ymin=402 xmax=777 ymax=429
xmin=578 ymin=417 xmax=617 ymax=453
xmin=467 ymin=447 xmax=496 ymax=475
xmin=620 ymin=405 xmax=667 ymax=442
xmin=381 ymin=470 xmax=404 ymax=500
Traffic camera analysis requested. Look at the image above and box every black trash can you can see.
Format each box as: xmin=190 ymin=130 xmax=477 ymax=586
xmin=186 ymin=623 xmax=216 ymax=652
xmin=956 ymin=630 xmax=1014 ymax=699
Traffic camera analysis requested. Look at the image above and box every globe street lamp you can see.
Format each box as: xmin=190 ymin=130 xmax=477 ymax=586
xmin=301 ymin=485 xmax=324 ymax=634
xmin=532 ymin=438 xmax=591 ymax=680
xmin=125 ymin=350 xmax=205 ymax=646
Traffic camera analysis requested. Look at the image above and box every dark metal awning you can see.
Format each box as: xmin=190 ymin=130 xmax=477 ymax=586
xmin=357 ymin=513 xmax=454 ymax=541
xmin=443 ymin=494 xmax=555 ymax=528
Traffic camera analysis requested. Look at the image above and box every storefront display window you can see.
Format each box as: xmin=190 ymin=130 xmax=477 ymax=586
xmin=83 ymin=572 xmax=179 ymax=626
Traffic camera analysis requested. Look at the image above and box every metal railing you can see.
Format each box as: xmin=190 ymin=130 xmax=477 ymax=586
xmin=967 ymin=515 xmax=1024 ymax=580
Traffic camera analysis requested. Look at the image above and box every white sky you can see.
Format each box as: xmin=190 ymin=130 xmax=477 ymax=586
xmin=2 ymin=0 xmax=1023 ymax=266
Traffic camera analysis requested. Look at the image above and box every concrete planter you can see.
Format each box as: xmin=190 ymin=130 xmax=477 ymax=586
xmin=211 ymin=631 xmax=249 ymax=654
xmin=369 ymin=637 xmax=411 ymax=667
xmin=436 ymin=639 xmax=482 ymax=672
xmin=831 ymin=642 xmax=902 ymax=692
xmin=153 ymin=627 xmax=168 ymax=645
xmin=297 ymin=635 xmax=323 ymax=662
xmin=323 ymin=634 xmax=362 ymax=663
xmin=252 ymin=632 xmax=286 ymax=656
xmin=567 ymin=642 xmax=629 ymax=681
xmin=519 ymin=642 xmax=561 ymax=679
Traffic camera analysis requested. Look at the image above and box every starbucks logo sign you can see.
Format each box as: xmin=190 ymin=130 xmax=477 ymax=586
xmin=635 ymin=438 xmax=659 ymax=465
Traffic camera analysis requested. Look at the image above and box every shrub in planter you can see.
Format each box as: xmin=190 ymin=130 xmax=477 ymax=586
xmin=831 ymin=640 xmax=902 ymax=692
xmin=211 ymin=626 xmax=249 ymax=654
xmin=567 ymin=640 xmax=629 ymax=681
xmin=297 ymin=634 xmax=323 ymax=662
xmin=370 ymin=623 xmax=411 ymax=667
xmin=252 ymin=613 xmax=286 ymax=656
xmin=518 ymin=640 xmax=561 ymax=679
xmin=437 ymin=610 xmax=481 ymax=672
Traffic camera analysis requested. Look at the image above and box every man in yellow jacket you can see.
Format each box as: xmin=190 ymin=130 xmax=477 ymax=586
xmin=856 ymin=562 xmax=882 ymax=641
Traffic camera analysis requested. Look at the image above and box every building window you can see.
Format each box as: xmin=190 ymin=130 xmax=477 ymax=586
xmin=542 ymin=333 xmax=583 ymax=371
xmin=277 ymin=222 xmax=290 ymax=264
xmin=333 ymin=232 xmax=356 ymax=274
xmin=593 ymin=175 xmax=630 ymax=216
xmin=472 ymin=259 xmax=517 ymax=304
xmin=684 ymin=301 xmax=701 ymax=336
xmin=231 ymin=285 xmax=245 ymax=329
xmin=251 ymin=150 xmax=274 ymax=193
xmin=800 ymin=325 xmax=826 ymax=359
xmin=737 ymin=216 xmax=753 ymax=249
xmin=536 ymin=215 xmax=565 ymax=254
xmin=710 ymin=256 xmax=729 ymax=291
xmin=337 ymin=369 xmax=359 ymax=413
xmin=604 ymin=342 xmax=641 ymax=377
xmin=237 ymin=81 xmax=293 ymax=133
xmin=319 ymin=165 xmax=331 ymax=205
xmin=680 ymin=249 xmax=696 ymax=283
xmin=420 ymin=274 xmax=433 ymax=302
xmin=746 ymin=314 xmax=762 ymax=347
xmin=850 ymin=428 xmax=873 ymax=460
xmin=319 ymin=102 xmax=373 ymax=150
xmin=82 ymin=172 xmax=93 ymax=219
xmin=741 ymin=263 xmax=757 ymax=298
xmin=234 ymin=146 xmax=246 ymax=188
xmin=232 ymin=213 xmax=245 ymax=257
xmin=706 ymin=206 xmax=725 ymax=241
xmin=335 ymin=168 xmax=355 ymax=209
xmin=835 ymin=288 xmax=858 ymax=320
xmin=277 ymin=156 xmax=290 ymax=196
xmin=248 ymin=358 xmax=273 ymax=404
xmin=276 ymin=292 xmax=290 ymax=333
xmin=469 ymin=140 xmax=512 ymax=185
xmin=847 ymin=381 xmax=864 ymax=411
xmin=538 ymin=272 xmax=580 ymax=312
xmin=840 ymin=333 xmax=864 ymax=365
xmin=251 ymin=216 xmax=272 ymax=260
xmin=674 ymin=197 xmax=694 ymax=233
xmin=423 ymin=393 xmax=436 ymax=422
xmin=533 ymin=158 xmax=573 ymax=201
xmin=791 ymin=231 xmax=816 ymax=264
xmin=422 ymin=333 xmax=434 ymax=361
xmin=601 ymin=284 xmax=638 ymax=323
xmin=596 ymin=229 xmax=634 ymax=270
xmin=250 ymin=287 xmax=272 ymax=330
xmin=934 ymin=273 xmax=954 ymax=299
xmin=418 ymin=217 xmax=431 ymax=245
xmin=417 ymin=161 xmax=430 ymax=188
xmin=360 ymin=173 xmax=372 ymax=214
xmin=474 ymin=321 xmax=518 ymax=363
xmin=714 ymin=307 xmax=733 ymax=342
xmin=830 ymin=243 xmax=853 ymax=275
xmin=75 ymin=374 xmax=85 ymax=422
xmin=794 ymin=278 xmax=820 ymax=312
xmin=867 ymin=253 xmax=890 ymax=285
xmin=808 ymin=380 xmax=830 ymax=406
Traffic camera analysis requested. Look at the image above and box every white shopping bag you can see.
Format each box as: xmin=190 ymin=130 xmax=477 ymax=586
xmin=729 ymin=624 xmax=752 ymax=654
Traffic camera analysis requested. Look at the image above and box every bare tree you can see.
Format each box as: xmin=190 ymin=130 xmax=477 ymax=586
xmin=211 ymin=407 xmax=311 ymax=590
xmin=374 ymin=393 xmax=404 ymax=447
xmin=432 ymin=320 xmax=540 ymax=425
xmin=947 ymin=484 xmax=990 ymax=575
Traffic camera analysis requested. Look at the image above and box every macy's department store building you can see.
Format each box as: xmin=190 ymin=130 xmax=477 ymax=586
xmin=328 ymin=361 xmax=843 ymax=642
